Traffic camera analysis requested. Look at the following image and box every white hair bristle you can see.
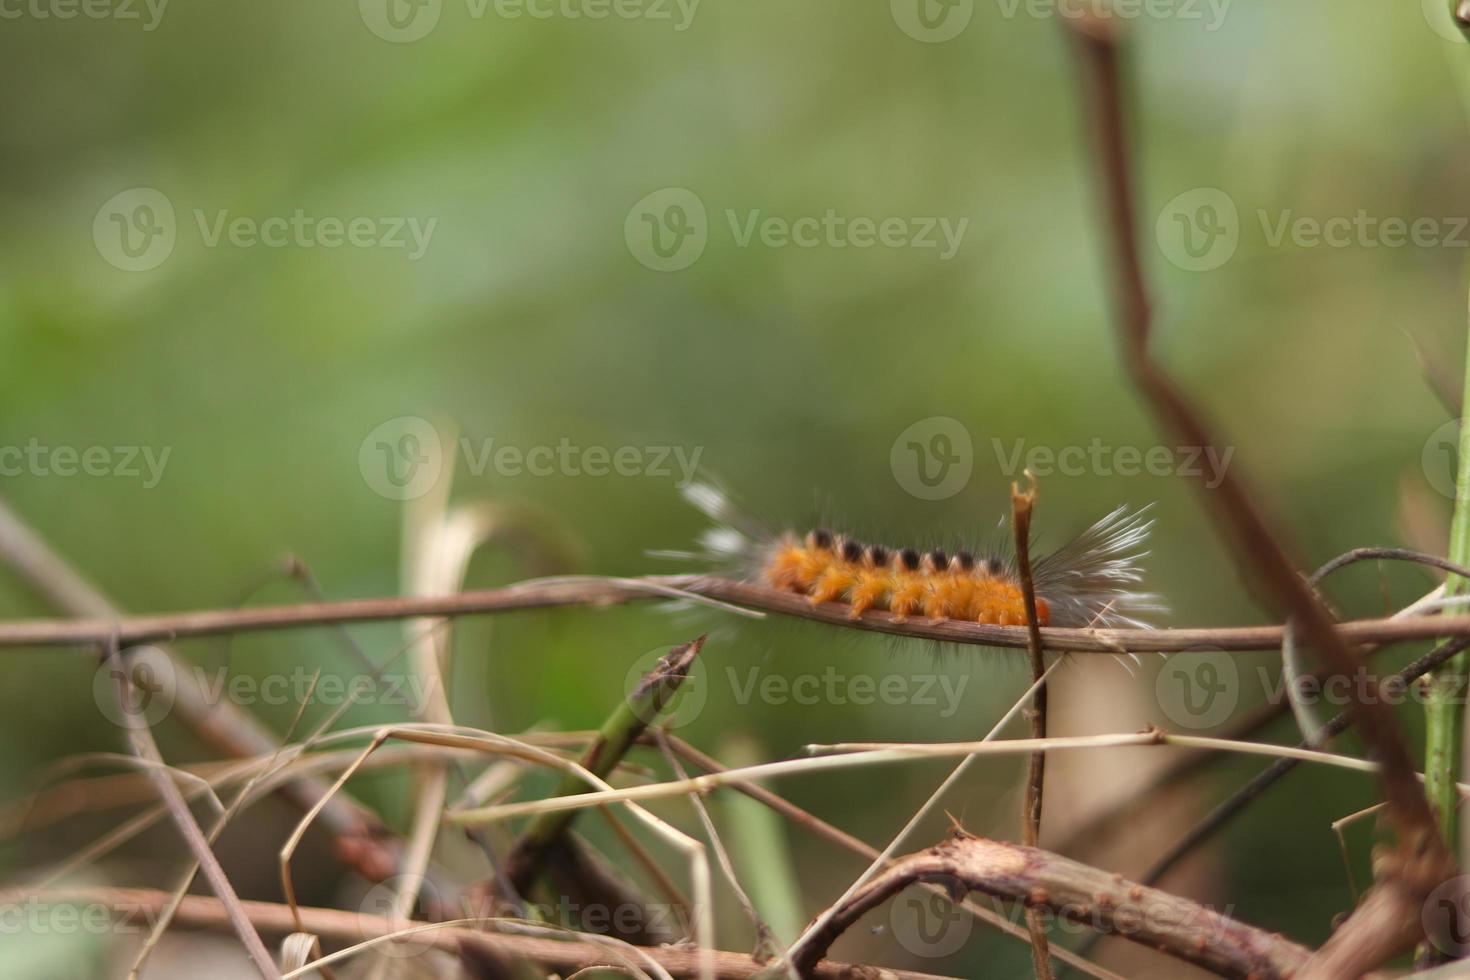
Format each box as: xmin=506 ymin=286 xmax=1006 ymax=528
xmin=1032 ymin=504 xmax=1162 ymax=629
xmin=682 ymin=483 xmax=730 ymax=521
xmin=699 ymin=527 xmax=749 ymax=559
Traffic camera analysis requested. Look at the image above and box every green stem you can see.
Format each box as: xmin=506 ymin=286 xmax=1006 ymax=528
xmin=503 ymin=635 xmax=704 ymax=894
xmin=717 ymin=733 xmax=804 ymax=945
xmin=1426 ymin=308 xmax=1470 ymax=854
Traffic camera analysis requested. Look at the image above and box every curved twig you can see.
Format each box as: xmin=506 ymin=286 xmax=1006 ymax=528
xmin=1283 ymin=549 xmax=1470 ymax=745
xmin=789 ymin=832 xmax=1312 ymax=979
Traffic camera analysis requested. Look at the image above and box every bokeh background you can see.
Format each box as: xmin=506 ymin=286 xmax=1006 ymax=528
xmin=3 ymin=1 xmax=1470 ymax=976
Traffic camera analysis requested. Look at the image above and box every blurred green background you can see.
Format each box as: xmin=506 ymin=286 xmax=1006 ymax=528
xmin=3 ymin=1 xmax=1470 ymax=976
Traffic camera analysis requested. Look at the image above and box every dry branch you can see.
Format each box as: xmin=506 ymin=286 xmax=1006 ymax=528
xmin=103 ymin=642 xmax=280 ymax=979
xmin=0 ymin=495 xmax=399 ymax=883
xmin=1063 ymin=11 xmax=1453 ymax=974
xmin=6 ymin=573 xmax=1470 ymax=653
xmin=6 ymin=887 xmax=956 ymax=980
xmin=654 ymin=737 xmax=1127 ymax=980
xmin=1010 ymin=479 xmax=1054 ymax=980
xmin=790 ymin=831 xmax=1312 ymax=979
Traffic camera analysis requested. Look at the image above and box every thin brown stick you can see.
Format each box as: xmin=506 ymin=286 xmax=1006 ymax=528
xmin=130 ymin=672 xmax=333 ymax=980
xmin=7 ymin=573 xmax=1470 ymax=653
xmin=1405 ymin=328 xmax=1464 ymax=418
xmin=596 ymin=807 xmax=693 ymax=917
xmin=1011 ymin=477 xmax=1054 ymax=980
xmin=1064 ymin=11 xmax=1452 ymax=974
xmin=653 ymin=730 xmax=786 ymax=970
xmin=103 ymin=641 xmax=281 ymax=979
xmin=4 ymin=886 xmax=955 ymax=980
xmin=789 ymin=831 xmax=1312 ymax=980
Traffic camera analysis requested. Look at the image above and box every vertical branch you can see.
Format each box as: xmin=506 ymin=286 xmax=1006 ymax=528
xmin=1063 ymin=11 xmax=1452 ymax=974
xmin=1011 ymin=476 xmax=1054 ymax=980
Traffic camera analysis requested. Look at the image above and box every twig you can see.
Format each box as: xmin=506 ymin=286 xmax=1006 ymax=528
xmin=11 ymin=572 xmax=1470 ymax=652
xmin=1011 ymin=476 xmax=1055 ymax=980
xmin=380 ymin=485 xmax=520 ymax=975
xmin=1404 ymin=327 xmax=1463 ymax=417
xmin=653 ymin=730 xmax=791 ymax=975
xmin=1285 ymin=552 xmax=1462 ymax=745
xmin=1140 ymin=635 xmax=1470 ymax=891
xmin=3 ymin=887 xmax=956 ymax=980
xmin=24 ymin=743 xmax=463 ymax=889
xmin=707 ymin=735 xmax=804 ymax=948
xmin=129 ymin=671 xmax=331 ymax=980
xmin=658 ymin=735 xmax=1125 ymax=980
xmin=785 ymin=658 xmax=1062 ymax=972
xmin=1298 ymin=876 xmax=1428 ymax=979
xmin=1064 ymin=11 xmax=1452 ymax=973
xmin=103 ymin=640 xmax=281 ymax=979
xmin=1071 ymin=562 xmax=1467 ymax=965
xmin=595 ymin=807 xmax=693 ymax=921
xmin=1123 ymin=556 xmax=1470 ymax=908
xmin=788 ymin=831 xmax=1312 ymax=980
xmin=279 ymin=722 xmax=716 ymax=979
xmin=1061 ymin=563 xmax=1462 ymax=868
xmin=451 ymin=728 xmax=1470 ymax=824
xmin=0 ymin=494 xmax=399 ymax=882
xmin=1065 ymin=636 xmax=1470 ymax=967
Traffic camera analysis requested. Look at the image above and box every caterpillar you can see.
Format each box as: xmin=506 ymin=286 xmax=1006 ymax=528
xmin=669 ymin=483 xmax=1160 ymax=630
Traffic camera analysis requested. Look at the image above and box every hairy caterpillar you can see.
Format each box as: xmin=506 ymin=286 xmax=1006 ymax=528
xmin=667 ymin=483 xmax=1160 ymax=630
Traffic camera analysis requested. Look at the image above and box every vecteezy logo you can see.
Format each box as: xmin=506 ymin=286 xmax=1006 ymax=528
xmin=1425 ymin=0 xmax=1470 ymax=43
xmin=889 ymin=0 xmax=973 ymax=42
xmin=890 ymin=877 xmax=972 ymax=957
xmin=358 ymin=874 xmax=448 ymax=958
xmin=93 ymin=188 xmax=176 ymax=272
xmin=1154 ymin=188 xmax=1239 ymax=272
xmin=622 ymin=646 xmax=706 ymax=728
xmin=625 ymin=188 xmax=708 ymax=272
xmin=1422 ymin=418 xmax=1467 ymax=499
xmin=358 ymin=416 xmax=444 ymax=501
xmin=360 ymin=0 xmax=442 ymax=42
xmin=93 ymin=650 xmax=177 ymax=729
xmin=890 ymin=417 xmax=973 ymax=501
xmin=1156 ymin=648 xmax=1237 ymax=729
xmin=1425 ymin=876 xmax=1470 ymax=957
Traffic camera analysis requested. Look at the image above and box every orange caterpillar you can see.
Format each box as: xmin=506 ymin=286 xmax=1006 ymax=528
xmin=766 ymin=531 xmax=1046 ymax=625
xmin=674 ymin=483 xmax=1159 ymax=630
